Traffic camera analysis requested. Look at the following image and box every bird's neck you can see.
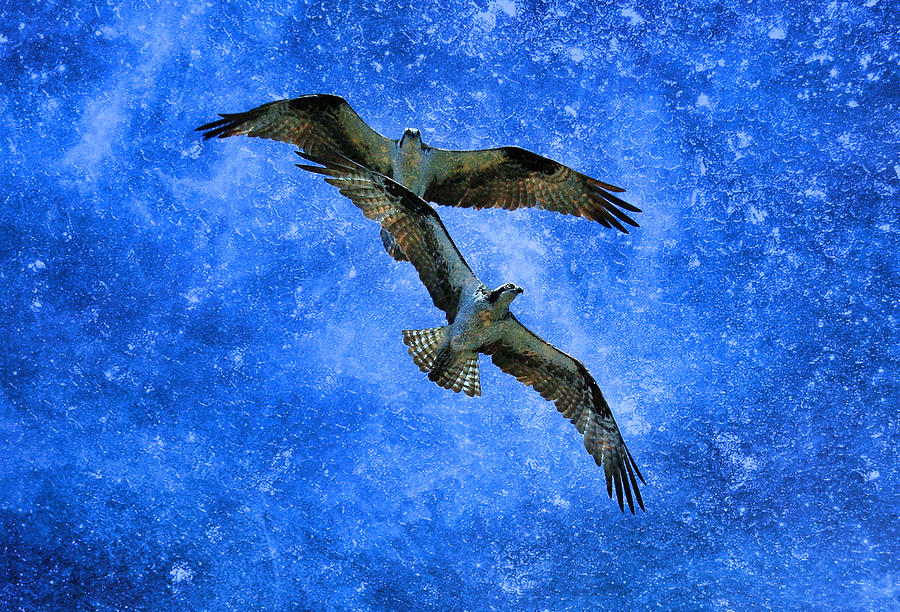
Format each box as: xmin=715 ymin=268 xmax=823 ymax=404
xmin=393 ymin=140 xmax=431 ymax=197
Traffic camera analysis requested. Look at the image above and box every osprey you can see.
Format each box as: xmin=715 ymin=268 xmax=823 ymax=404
xmin=196 ymin=94 xmax=641 ymax=262
xmin=295 ymin=152 xmax=645 ymax=514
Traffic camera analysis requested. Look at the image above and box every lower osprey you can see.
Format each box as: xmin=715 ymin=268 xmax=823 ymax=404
xmin=297 ymin=153 xmax=645 ymax=513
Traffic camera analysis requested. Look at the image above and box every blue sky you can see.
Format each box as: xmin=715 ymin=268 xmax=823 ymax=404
xmin=2 ymin=0 xmax=897 ymax=609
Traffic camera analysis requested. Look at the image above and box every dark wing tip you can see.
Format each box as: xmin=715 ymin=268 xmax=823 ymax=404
xmin=195 ymin=117 xmax=234 ymax=140
xmin=195 ymin=111 xmax=257 ymax=140
xmin=596 ymin=188 xmax=642 ymax=214
xmin=295 ymin=163 xmax=338 ymax=177
xmin=613 ymin=468 xmax=625 ymax=512
xmin=587 ymin=176 xmax=627 ymax=194
xmin=589 ymin=193 xmax=640 ymax=233
xmin=296 ymin=150 xmax=325 ymax=164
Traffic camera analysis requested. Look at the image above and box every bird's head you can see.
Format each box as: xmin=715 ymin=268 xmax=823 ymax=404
xmin=399 ymin=128 xmax=422 ymax=148
xmin=487 ymin=283 xmax=524 ymax=311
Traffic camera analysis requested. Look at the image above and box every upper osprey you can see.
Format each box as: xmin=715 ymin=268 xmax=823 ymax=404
xmin=196 ymin=94 xmax=641 ymax=233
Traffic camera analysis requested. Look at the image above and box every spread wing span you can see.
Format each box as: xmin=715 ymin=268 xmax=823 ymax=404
xmin=427 ymin=146 xmax=640 ymax=233
xmin=482 ymin=315 xmax=645 ymax=513
xmin=296 ymin=153 xmax=481 ymax=324
xmin=196 ymin=94 xmax=394 ymax=176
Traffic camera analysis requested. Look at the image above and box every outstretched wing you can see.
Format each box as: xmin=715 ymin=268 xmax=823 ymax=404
xmin=482 ymin=315 xmax=645 ymax=513
xmin=296 ymin=153 xmax=481 ymax=324
xmin=196 ymin=94 xmax=394 ymax=176
xmin=426 ymin=146 xmax=640 ymax=233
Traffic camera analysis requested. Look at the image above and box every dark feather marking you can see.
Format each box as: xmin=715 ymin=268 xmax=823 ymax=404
xmin=501 ymin=146 xmax=559 ymax=175
xmin=482 ymin=335 xmax=644 ymax=513
xmin=197 ymin=95 xmax=393 ymax=175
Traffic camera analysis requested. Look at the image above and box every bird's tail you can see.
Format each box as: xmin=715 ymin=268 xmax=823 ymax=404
xmin=401 ymin=327 xmax=481 ymax=397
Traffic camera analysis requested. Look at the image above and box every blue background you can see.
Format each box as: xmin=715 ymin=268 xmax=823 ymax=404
xmin=2 ymin=0 xmax=898 ymax=609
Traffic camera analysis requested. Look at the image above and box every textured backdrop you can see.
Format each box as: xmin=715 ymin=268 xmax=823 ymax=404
xmin=2 ymin=0 xmax=898 ymax=609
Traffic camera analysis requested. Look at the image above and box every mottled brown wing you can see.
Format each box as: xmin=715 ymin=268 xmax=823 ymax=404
xmin=482 ymin=315 xmax=645 ymax=513
xmin=426 ymin=146 xmax=640 ymax=233
xmin=296 ymin=153 xmax=482 ymax=324
xmin=196 ymin=94 xmax=394 ymax=176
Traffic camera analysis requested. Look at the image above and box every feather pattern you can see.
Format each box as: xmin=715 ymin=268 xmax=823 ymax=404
xmin=296 ymin=153 xmax=480 ymax=324
xmin=296 ymin=153 xmax=644 ymax=513
xmin=197 ymin=94 xmax=640 ymax=232
xmin=481 ymin=315 xmax=645 ymax=513
xmin=196 ymin=94 xmax=394 ymax=176
xmin=426 ymin=146 xmax=641 ymax=233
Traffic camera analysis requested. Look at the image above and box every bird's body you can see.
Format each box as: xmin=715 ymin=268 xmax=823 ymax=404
xmin=392 ymin=129 xmax=432 ymax=197
xmin=197 ymin=94 xmax=642 ymax=240
xmin=449 ymin=287 xmax=511 ymax=351
xmin=294 ymin=152 xmax=646 ymax=513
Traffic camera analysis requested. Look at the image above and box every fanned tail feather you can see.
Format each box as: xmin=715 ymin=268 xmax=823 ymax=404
xmin=402 ymin=327 xmax=481 ymax=397
xmin=402 ymin=327 xmax=449 ymax=372
xmin=429 ymin=350 xmax=481 ymax=397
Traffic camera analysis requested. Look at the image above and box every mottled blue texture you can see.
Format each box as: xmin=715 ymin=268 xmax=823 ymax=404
xmin=2 ymin=0 xmax=898 ymax=609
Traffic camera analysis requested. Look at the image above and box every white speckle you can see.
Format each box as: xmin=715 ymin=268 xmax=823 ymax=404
xmin=864 ymin=470 xmax=879 ymax=481
xmin=865 ymin=0 xmax=878 ymax=7
xmin=180 ymin=142 xmax=201 ymax=159
xmin=0 ymin=34 xmax=8 ymax=44
xmin=829 ymin=68 xmax=839 ymax=77
xmin=768 ymin=27 xmax=786 ymax=40
xmin=474 ymin=9 xmax=496 ymax=30
xmin=747 ymin=206 xmax=768 ymax=224
xmin=688 ymin=254 xmax=701 ymax=269
xmin=169 ymin=562 xmax=194 ymax=584
xmin=549 ymin=494 xmax=571 ymax=509
xmin=563 ymin=105 xmax=577 ymax=117
xmin=806 ymin=52 xmax=834 ymax=65
xmin=696 ymin=93 xmax=710 ymax=107
xmin=621 ymin=7 xmax=645 ymax=26
xmin=474 ymin=0 xmax=516 ymax=30
xmin=804 ymin=187 xmax=827 ymax=200
xmin=740 ymin=456 xmax=759 ymax=472
xmin=348 ymin=266 xmax=357 ymax=279
xmin=495 ymin=0 xmax=516 ymax=17
xmin=28 ymin=259 xmax=46 ymax=271
xmin=372 ymin=61 xmax=382 ymax=73
xmin=568 ymin=47 xmax=584 ymax=62
xmin=31 ymin=299 xmax=42 ymax=310
xmin=847 ymin=100 xmax=858 ymax=108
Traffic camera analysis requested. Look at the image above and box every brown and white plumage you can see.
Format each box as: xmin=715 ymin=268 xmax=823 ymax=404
xmin=197 ymin=94 xmax=641 ymax=233
xmin=196 ymin=94 xmax=394 ymax=176
xmin=482 ymin=318 xmax=644 ymax=512
xmin=296 ymin=152 xmax=645 ymax=513
xmin=426 ymin=146 xmax=640 ymax=232
xmin=298 ymin=152 xmax=478 ymax=324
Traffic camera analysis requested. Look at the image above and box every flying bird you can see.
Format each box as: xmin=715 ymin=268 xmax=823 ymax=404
xmin=295 ymin=151 xmax=645 ymax=513
xmin=196 ymin=94 xmax=641 ymax=262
